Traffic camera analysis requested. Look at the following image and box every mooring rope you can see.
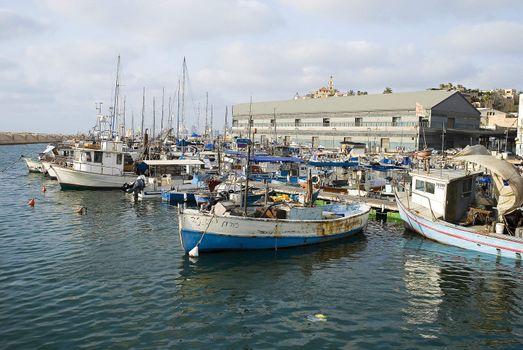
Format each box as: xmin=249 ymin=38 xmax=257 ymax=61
xmin=0 ymin=155 xmax=23 ymax=173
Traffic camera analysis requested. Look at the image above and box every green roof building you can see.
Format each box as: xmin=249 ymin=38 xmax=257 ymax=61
xmin=232 ymin=90 xmax=482 ymax=151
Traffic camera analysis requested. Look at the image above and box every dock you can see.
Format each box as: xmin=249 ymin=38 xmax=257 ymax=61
xmin=252 ymin=181 xmax=398 ymax=211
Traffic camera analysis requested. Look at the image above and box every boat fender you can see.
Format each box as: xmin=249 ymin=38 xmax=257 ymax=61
xmin=189 ymin=245 xmax=199 ymax=257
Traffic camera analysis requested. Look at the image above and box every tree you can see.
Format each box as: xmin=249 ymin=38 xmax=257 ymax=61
xmin=383 ymin=87 xmax=393 ymax=94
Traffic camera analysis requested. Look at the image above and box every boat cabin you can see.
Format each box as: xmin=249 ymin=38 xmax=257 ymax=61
xmin=73 ymin=140 xmax=135 ymax=175
xmin=410 ymin=169 xmax=480 ymax=223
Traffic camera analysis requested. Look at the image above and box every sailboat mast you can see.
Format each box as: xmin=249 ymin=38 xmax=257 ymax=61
xmin=161 ymin=87 xmax=165 ymax=133
xmin=176 ymin=79 xmax=181 ymax=140
xmin=168 ymin=96 xmax=172 ymax=130
xmin=223 ymin=106 xmax=228 ymax=142
xmin=111 ymin=55 xmax=121 ymax=137
xmin=205 ymin=92 xmax=208 ymax=139
xmin=152 ymin=97 xmax=156 ymax=140
xmin=210 ymin=104 xmax=214 ymax=140
xmin=244 ymin=97 xmax=253 ymax=216
xmin=141 ymin=87 xmax=146 ymax=139
xmin=131 ymin=112 xmax=134 ymax=140
xmin=122 ymin=96 xmax=126 ymax=139
xmin=180 ymin=57 xmax=186 ymax=138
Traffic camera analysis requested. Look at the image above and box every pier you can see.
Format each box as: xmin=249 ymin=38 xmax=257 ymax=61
xmin=253 ymin=181 xmax=398 ymax=211
xmin=0 ymin=132 xmax=69 ymax=145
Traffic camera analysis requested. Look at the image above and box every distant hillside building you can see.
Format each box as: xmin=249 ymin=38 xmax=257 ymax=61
xmin=232 ymin=90 xmax=483 ymax=152
xmin=478 ymin=108 xmax=518 ymax=130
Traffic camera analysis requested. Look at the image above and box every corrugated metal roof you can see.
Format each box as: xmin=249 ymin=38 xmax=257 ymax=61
xmin=233 ymin=90 xmax=456 ymax=116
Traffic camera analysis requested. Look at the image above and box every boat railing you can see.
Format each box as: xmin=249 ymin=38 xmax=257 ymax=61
xmin=411 ymin=191 xmax=438 ymax=221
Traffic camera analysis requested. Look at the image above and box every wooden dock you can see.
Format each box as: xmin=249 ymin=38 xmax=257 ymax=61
xmin=252 ymin=181 xmax=398 ymax=211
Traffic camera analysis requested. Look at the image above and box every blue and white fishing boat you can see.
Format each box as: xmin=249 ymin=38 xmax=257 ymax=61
xmin=395 ymin=145 xmax=523 ymax=260
xmin=177 ymin=201 xmax=369 ymax=254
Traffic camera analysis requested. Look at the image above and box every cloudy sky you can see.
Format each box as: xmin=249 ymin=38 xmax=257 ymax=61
xmin=1 ymin=0 xmax=523 ymax=133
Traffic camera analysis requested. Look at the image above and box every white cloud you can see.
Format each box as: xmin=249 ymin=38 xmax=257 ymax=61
xmin=441 ymin=21 xmax=523 ymax=54
xmin=0 ymin=9 xmax=48 ymax=41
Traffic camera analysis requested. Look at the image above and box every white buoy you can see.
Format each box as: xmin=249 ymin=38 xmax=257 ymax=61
xmin=188 ymin=245 xmax=199 ymax=257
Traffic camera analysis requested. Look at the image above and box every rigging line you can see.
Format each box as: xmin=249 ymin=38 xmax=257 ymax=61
xmin=0 ymin=155 xmax=23 ymax=173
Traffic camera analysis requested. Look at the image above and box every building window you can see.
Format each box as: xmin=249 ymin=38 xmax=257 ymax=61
xmin=355 ymin=117 xmax=363 ymax=127
xmin=323 ymin=118 xmax=330 ymax=127
xmin=392 ymin=117 xmax=401 ymax=126
xmin=232 ymin=120 xmax=238 ymax=127
xmin=447 ymin=117 xmax=455 ymax=128
xmin=249 ymin=119 xmax=254 ymax=127
xmin=270 ymin=119 xmax=275 ymax=127
xmin=295 ymin=118 xmax=301 ymax=127
xmin=344 ymin=137 xmax=351 ymax=142
xmin=116 ymin=154 xmax=122 ymax=165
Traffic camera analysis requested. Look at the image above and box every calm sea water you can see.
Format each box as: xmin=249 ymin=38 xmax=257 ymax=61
xmin=1 ymin=144 xmax=523 ymax=349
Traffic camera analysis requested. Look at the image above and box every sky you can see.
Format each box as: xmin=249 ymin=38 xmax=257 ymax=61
xmin=1 ymin=0 xmax=523 ymax=134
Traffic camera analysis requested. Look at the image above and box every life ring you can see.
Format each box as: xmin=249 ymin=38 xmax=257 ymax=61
xmin=311 ymin=175 xmax=320 ymax=185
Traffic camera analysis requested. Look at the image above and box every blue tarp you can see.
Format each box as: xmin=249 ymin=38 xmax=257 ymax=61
xmin=204 ymin=143 xmax=214 ymax=151
xmin=308 ymin=161 xmax=359 ymax=167
xmin=252 ymin=156 xmax=304 ymax=163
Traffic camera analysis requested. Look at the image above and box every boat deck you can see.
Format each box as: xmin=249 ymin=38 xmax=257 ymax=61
xmin=252 ymin=181 xmax=397 ymax=211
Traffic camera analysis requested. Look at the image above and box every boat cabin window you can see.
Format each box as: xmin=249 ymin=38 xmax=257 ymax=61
xmin=84 ymin=151 xmax=92 ymax=162
xmin=93 ymin=151 xmax=103 ymax=163
xmin=415 ymin=179 xmax=435 ymax=194
xmin=116 ymin=154 xmax=122 ymax=165
xmin=462 ymin=178 xmax=472 ymax=197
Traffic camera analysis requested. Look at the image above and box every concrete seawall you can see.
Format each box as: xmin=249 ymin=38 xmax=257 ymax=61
xmin=0 ymin=132 xmax=69 ymax=145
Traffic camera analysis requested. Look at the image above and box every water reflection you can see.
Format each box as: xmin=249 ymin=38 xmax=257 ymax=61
xmin=402 ymin=232 xmax=523 ymax=346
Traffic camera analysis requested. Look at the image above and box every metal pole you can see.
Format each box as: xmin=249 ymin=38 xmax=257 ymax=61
xmin=244 ymin=97 xmax=253 ymax=216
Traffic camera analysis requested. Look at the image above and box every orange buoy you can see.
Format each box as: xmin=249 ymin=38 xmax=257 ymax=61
xmin=28 ymin=198 xmax=36 ymax=206
xmin=41 ymin=186 xmax=47 ymax=193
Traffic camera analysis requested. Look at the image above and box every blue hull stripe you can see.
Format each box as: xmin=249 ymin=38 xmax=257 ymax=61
xmin=181 ymin=227 xmax=364 ymax=252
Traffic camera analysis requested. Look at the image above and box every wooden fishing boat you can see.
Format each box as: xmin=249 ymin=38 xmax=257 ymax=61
xmin=177 ymin=202 xmax=369 ymax=253
xmin=395 ymin=145 xmax=523 ymax=260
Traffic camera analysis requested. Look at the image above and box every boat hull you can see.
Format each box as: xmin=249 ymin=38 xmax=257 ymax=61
xmin=41 ymin=161 xmax=58 ymax=179
xmin=396 ymin=193 xmax=523 ymax=259
xmin=52 ymin=165 xmax=137 ymax=190
xmin=178 ymin=204 xmax=369 ymax=252
xmin=23 ymin=158 xmax=44 ymax=173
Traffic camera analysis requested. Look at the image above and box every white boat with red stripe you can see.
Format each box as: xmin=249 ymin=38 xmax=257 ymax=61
xmin=395 ymin=145 xmax=523 ymax=260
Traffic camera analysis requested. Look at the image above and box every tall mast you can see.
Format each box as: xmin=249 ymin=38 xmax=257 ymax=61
xmin=210 ymin=104 xmax=214 ymax=140
xmin=176 ymin=79 xmax=181 ymax=140
xmin=168 ymin=96 xmax=172 ymax=130
xmin=273 ymin=108 xmax=277 ymax=143
xmin=141 ymin=87 xmax=146 ymax=139
xmin=152 ymin=97 xmax=156 ymax=140
xmin=122 ymin=96 xmax=126 ymax=139
xmin=223 ymin=106 xmax=228 ymax=141
xmin=131 ymin=112 xmax=134 ymax=140
xmin=111 ymin=55 xmax=121 ymax=137
xmin=161 ymin=87 xmax=165 ymax=133
xmin=244 ymin=97 xmax=253 ymax=216
xmin=197 ymin=102 xmax=200 ymax=135
xmin=180 ymin=57 xmax=186 ymax=138
xmin=205 ymin=92 xmax=208 ymax=139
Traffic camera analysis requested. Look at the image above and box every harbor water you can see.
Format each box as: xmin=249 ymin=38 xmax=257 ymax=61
xmin=1 ymin=144 xmax=523 ymax=349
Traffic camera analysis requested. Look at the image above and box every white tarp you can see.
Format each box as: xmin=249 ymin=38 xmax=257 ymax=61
xmin=454 ymin=145 xmax=523 ymax=218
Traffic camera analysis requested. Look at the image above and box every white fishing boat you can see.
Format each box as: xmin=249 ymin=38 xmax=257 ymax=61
xmin=178 ymin=201 xmax=369 ymax=254
xmin=395 ymin=145 xmax=523 ymax=260
xmin=21 ymin=156 xmax=43 ymax=173
xmin=52 ymin=139 xmax=138 ymax=190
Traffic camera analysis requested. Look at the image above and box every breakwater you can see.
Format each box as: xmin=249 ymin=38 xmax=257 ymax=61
xmin=0 ymin=132 xmax=68 ymax=145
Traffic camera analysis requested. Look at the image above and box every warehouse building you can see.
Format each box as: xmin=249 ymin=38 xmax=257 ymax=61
xmin=232 ymin=90 xmax=482 ymax=152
